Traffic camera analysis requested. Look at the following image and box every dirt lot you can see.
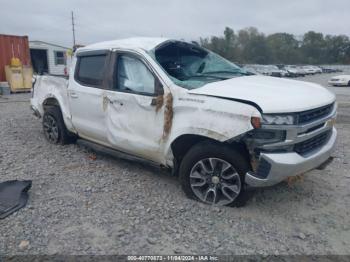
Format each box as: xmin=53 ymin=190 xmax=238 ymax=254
xmin=0 ymin=73 xmax=350 ymax=255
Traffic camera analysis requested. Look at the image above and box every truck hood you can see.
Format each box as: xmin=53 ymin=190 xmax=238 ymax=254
xmin=188 ymin=75 xmax=335 ymax=113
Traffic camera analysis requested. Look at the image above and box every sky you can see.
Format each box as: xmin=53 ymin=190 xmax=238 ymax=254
xmin=0 ymin=0 xmax=349 ymax=48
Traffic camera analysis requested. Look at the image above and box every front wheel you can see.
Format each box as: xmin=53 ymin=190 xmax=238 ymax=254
xmin=179 ymin=141 xmax=250 ymax=207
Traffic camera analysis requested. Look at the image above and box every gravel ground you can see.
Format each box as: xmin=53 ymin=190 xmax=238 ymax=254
xmin=1 ymin=73 xmax=350 ymax=255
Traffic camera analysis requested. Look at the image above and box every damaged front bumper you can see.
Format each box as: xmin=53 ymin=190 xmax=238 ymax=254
xmin=245 ymin=127 xmax=337 ymax=187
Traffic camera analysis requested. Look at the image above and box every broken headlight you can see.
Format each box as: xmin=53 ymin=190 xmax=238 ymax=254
xmin=246 ymin=129 xmax=286 ymax=145
xmin=262 ymin=114 xmax=294 ymax=125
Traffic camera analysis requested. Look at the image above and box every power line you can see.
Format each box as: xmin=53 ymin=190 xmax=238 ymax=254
xmin=71 ymin=11 xmax=76 ymax=47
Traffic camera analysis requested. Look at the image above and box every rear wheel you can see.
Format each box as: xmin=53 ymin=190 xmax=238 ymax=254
xmin=43 ymin=113 xmax=59 ymax=143
xmin=42 ymin=106 xmax=77 ymax=144
xmin=179 ymin=141 xmax=250 ymax=207
xmin=348 ymin=81 xmax=350 ymax=87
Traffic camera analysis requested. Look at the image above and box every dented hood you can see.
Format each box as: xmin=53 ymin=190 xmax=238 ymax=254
xmin=188 ymin=75 xmax=335 ymax=113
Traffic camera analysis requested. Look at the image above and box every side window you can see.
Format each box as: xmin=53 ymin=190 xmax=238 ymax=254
xmin=54 ymin=51 xmax=66 ymax=65
xmin=76 ymin=55 xmax=106 ymax=87
xmin=116 ymin=54 xmax=155 ymax=95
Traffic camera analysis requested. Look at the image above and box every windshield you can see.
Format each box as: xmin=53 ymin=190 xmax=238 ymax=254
xmin=149 ymin=41 xmax=248 ymax=89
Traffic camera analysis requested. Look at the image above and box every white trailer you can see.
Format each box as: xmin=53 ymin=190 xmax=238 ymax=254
xmin=29 ymin=40 xmax=71 ymax=75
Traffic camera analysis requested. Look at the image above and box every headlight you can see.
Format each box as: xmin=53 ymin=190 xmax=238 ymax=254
xmin=262 ymin=114 xmax=294 ymax=125
xmin=246 ymin=129 xmax=286 ymax=145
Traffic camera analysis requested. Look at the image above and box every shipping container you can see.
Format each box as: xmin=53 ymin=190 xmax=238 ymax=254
xmin=0 ymin=34 xmax=31 ymax=81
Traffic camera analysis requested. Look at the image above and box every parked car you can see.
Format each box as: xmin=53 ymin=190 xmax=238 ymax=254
xmin=321 ymin=67 xmax=336 ymax=73
xmin=265 ymin=65 xmax=285 ymax=77
xmin=296 ymin=66 xmax=309 ymax=76
xmin=285 ymin=65 xmax=305 ymax=77
xmin=281 ymin=65 xmax=298 ymax=77
xmin=249 ymin=65 xmax=283 ymax=77
xmin=31 ymin=37 xmax=337 ymax=206
xmin=301 ymin=65 xmax=322 ymax=75
xmin=311 ymin=66 xmax=323 ymax=74
xmin=328 ymin=75 xmax=350 ymax=86
xmin=302 ymin=66 xmax=318 ymax=75
xmin=242 ymin=65 xmax=260 ymax=75
xmin=275 ymin=65 xmax=292 ymax=77
xmin=321 ymin=67 xmax=343 ymax=73
xmin=245 ymin=64 xmax=269 ymax=76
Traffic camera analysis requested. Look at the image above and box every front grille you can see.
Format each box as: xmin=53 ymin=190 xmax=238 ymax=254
xmin=294 ymin=130 xmax=332 ymax=155
xmin=297 ymin=103 xmax=334 ymax=124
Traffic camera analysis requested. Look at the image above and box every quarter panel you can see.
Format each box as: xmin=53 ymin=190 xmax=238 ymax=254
xmin=30 ymin=75 xmax=75 ymax=132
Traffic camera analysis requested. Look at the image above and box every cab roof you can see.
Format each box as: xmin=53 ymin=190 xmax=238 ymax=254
xmin=77 ymin=37 xmax=169 ymax=53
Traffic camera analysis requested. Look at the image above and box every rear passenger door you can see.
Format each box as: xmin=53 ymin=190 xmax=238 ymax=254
xmin=68 ymin=51 xmax=110 ymax=143
xmin=104 ymin=51 xmax=165 ymax=162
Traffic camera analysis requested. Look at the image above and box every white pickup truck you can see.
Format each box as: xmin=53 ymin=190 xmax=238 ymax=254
xmin=31 ymin=37 xmax=337 ymax=206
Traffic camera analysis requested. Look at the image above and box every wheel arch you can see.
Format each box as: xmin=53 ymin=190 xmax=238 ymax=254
xmin=169 ymin=133 xmax=251 ymax=175
xmin=41 ymin=95 xmax=76 ymax=134
xmin=43 ymin=96 xmax=61 ymax=110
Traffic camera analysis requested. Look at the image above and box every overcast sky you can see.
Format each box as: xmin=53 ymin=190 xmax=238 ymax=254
xmin=0 ymin=0 xmax=349 ymax=48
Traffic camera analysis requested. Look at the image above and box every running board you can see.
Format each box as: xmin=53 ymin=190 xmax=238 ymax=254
xmin=76 ymin=139 xmax=169 ymax=171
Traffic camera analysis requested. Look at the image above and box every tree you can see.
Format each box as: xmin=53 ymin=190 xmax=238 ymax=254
xmin=324 ymin=35 xmax=350 ymax=64
xmin=200 ymin=27 xmax=237 ymax=61
xmin=223 ymin=27 xmax=236 ymax=61
xmin=200 ymin=27 xmax=350 ymax=65
xmin=266 ymin=33 xmax=300 ymax=64
xmin=301 ymin=31 xmax=326 ymax=64
xmin=235 ymin=27 xmax=270 ymax=64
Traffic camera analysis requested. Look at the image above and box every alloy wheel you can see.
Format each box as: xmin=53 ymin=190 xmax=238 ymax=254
xmin=190 ymin=158 xmax=241 ymax=206
xmin=43 ymin=114 xmax=59 ymax=143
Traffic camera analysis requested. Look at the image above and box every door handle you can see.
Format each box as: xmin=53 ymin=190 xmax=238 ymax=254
xmin=104 ymin=96 xmax=123 ymax=106
xmin=70 ymin=92 xmax=78 ymax=98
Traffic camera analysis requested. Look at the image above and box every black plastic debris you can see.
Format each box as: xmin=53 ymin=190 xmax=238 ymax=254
xmin=0 ymin=180 xmax=32 ymax=219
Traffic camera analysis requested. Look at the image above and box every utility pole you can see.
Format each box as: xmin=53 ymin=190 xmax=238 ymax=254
xmin=71 ymin=11 xmax=76 ymax=48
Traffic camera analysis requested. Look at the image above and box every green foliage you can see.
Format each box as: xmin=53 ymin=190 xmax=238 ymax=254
xmin=200 ymin=27 xmax=350 ymax=64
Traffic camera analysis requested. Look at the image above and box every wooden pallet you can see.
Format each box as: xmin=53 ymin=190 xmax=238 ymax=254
xmin=11 ymin=88 xmax=31 ymax=94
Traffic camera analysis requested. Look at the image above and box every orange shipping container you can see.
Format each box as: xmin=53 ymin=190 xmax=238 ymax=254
xmin=0 ymin=34 xmax=31 ymax=81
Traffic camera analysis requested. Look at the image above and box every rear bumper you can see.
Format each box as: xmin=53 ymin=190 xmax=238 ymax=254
xmin=245 ymin=127 xmax=337 ymax=187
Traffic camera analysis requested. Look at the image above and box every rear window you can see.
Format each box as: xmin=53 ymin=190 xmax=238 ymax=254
xmin=75 ymin=55 xmax=106 ymax=86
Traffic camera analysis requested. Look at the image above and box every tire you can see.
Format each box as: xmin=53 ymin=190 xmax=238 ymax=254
xmin=42 ymin=106 xmax=77 ymax=145
xmin=348 ymin=81 xmax=350 ymax=87
xmin=179 ymin=141 xmax=251 ymax=207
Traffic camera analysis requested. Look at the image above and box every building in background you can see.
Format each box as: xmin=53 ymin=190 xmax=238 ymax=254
xmin=29 ymin=41 xmax=70 ymax=75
